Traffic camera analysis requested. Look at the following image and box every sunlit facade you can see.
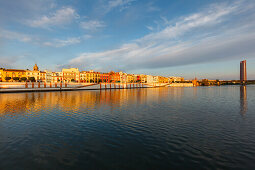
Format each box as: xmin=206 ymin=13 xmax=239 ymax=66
xmin=52 ymin=72 xmax=63 ymax=83
xmin=158 ymin=76 xmax=168 ymax=83
xmin=62 ymin=68 xmax=80 ymax=82
xmin=0 ymin=65 xmax=183 ymax=84
xmin=80 ymin=70 xmax=100 ymax=83
xmin=140 ymin=74 xmax=147 ymax=83
xmin=169 ymin=76 xmax=185 ymax=82
xmin=1 ymin=69 xmax=27 ymax=82
xmin=109 ymin=71 xmax=120 ymax=83
xmin=240 ymin=60 xmax=247 ymax=83
xmin=26 ymin=64 xmax=46 ymax=82
xmin=119 ymin=72 xmax=127 ymax=83
xmin=100 ymin=73 xmax=110 ymax=83
xmin=146 ymin=75 xmax=153 ymax=83
xmin=0 ymin=68 xmax=4 ymax=82
xmin=127 ymin=74 xmax=134 ymax=83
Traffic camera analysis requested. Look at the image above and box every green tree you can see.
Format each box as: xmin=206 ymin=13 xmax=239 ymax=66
xmin=13 ymin=77 xmax=20 ymax=81
xmin=201 ymin=79 xmax=209 ymax=86
xmin=5 ymin=77 xmax=11 ymax=81
xmin=28 ymin=77 xmax=36 ymax=82
xmin=20 ymin=77 xmax=27 ymax=82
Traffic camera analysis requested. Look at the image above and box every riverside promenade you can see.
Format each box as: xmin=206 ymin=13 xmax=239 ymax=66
xmin=0 ymin=82 xmax=171 ymax=93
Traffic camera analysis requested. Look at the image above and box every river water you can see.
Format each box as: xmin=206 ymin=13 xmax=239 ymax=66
xmin=0 ymin=86 xmax=255 ymax=169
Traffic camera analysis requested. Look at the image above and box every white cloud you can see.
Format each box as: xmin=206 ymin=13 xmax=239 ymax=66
xmin=100 ymin=0 xmax=135 ymax=15
xmin=139 ymin=3 xmax=237 ymax=43
xmin=146 ymin=26 xmax=154 ymax=31
xmin=68 ymin=1 xmax=255 ymax=72
xmin=43 ymin=37 xmax=81 ymax=47
xmin=80 ymin=20 xmax=106 ymax=31
xmin=147 ymin=2 xmax=160 ymax=12
xmin=0 ymin=55 xmax=25 ymax=68
xmin=108 ymin=0 xmax=135 ymax=10
xmin=0 ymin=29 xmax=32 ymax=42
xmin=27 ymin=7 xmax=79 ymax=28
xmin=0 ymin=29 xmax=85 ymax=47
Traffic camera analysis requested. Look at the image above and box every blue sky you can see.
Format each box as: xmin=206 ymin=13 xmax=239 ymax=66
xmin=0 ymin=0 xmax=255 ymax=80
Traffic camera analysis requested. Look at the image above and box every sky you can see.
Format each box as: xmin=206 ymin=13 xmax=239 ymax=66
xmin=0 ymin=0 xmax=255 ymax=80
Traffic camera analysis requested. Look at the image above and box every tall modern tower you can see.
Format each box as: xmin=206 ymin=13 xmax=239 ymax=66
xmin=240 ymin=60 xmax=247 ymax=83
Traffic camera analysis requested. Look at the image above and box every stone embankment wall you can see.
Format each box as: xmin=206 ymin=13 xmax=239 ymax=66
xmin=0 ymin=82 xmax=95 ymax=89
xmin=0 ymin=82 xmax=150 ymax=93
xmin=169 ymin=83 xmax=194 ymax=87
xmin=0 ymin=82 xmax=195 ymax=93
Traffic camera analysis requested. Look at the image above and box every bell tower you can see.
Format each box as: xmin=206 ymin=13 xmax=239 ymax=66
xmin=33 ymin=64 xmax=39 ymax=71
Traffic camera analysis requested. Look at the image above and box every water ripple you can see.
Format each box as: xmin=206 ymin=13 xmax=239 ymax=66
xmin=0 ymin=86 xmax=255 ymax=169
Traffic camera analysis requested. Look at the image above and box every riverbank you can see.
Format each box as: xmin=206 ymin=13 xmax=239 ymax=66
xmin=0 ymin=82 xmax=199 ymax=93
xmin=0 ymin=82 xmax=155 ymax=93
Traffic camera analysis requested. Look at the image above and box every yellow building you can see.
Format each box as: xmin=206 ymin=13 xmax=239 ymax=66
xmin=52 ymin=72 xmax=63 ymax=83
xmin=26 ymin=64 xmax=46 ymax=82
xmin=119 ymin=72 xmax=128 ymax=83
xmin=127 ymin=74 xmax=134 ymax=83
xmin=0 ymin=68 xmax=3 ymax=82
xmin=1 ymin=68 xmax=27 ymax=82
xmin=80 ymin=70 xmax=100 ymax=83
xmin=169 ymin=76 xmax=185 ymax=82
xmin=158 ymin=76 xmax=168 ymax=83
xmin=140 ymin=74 xmax=147 ymax=83
xmin=62 ymin=68 xmax=80 ymax=82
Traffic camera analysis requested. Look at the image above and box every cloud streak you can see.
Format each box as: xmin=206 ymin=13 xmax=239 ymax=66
xmin=97 ymin=0 xmax=135 ymax=16
xmin=107 ymin=0 xmax=135 ymax=11
xmin=80 ymin=20 xmax=106 ymax=31
xmin=43 ymin=37 xmax=81 ymax=47
xmin=69 ymin=1 xmax=255 ymax=71
xmin=27 ymin=7 xmax=79 ymax=28
xmin=0 ymin=29 xmax=33 ymax=43
xmin=0 ymin=29 xmax=84 ymax=47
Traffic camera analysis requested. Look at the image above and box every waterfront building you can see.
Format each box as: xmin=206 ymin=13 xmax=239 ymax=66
xmin=164 ymin=77 xmax=169 ymax=83
xmin=119 ymin=72 xmax=127 ymax=83
xmin=100 ymin=73 xmax=110 ymax=83
xmin=1 ymin=68 xmax=27 ymax=82
xmin=140 ymin=74 xmax=147 ymax=83
xmin=0 ymin=65 xmax=185 ymax=85
xmin=62 ymin=68 xmax=80 ymax=82
xmin=52 ymin=72 xmax=63 ymax=83
xmin=133 ymin=75 xmax=141 ymax=83
xmin=80 ymin=70 xmax=100 ymax=83
xmin=44 ymin=71 xmax=64 ymax=83
xmin=109 ymin=71 xmax=120 ymax=83
xmin=146 ymin=75 xmax=154 ymax=84
xmin=153 ymin=76 xmax=159 ymax=83
xmin=127 ymin=74 xmax=135 ymax=83
xmin=192 ymin=77 xmax=199 ymax=86
xmin=169 ymin=76 xmax=185 ymax=82
xmin=240 ymin=60 xmax=247 ymax=83
xmin=0 ymin=68 xmax=3 ymax=82
xmin=158 ymin=76 xmax=168 ymax=83
xmin=80 ymin=71 xmax=86 ymax=82
xmin=26 ymin=64 xmax=46 ymax=82
xmin=45 ymin=71 xmax=53 ymax=83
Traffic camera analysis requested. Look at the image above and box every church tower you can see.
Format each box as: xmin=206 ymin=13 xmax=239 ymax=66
xmin=33 ymin=64 xmax=39 ymax=71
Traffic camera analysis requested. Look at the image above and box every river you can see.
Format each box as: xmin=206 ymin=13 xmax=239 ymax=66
xmin=0 ymin=86 xmax=255 ymax=169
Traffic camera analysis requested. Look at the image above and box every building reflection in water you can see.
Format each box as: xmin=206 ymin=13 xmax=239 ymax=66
xmin=0 ymin=87 xmax=249 ymax=117
xmin=0 ymin=88 xmax=186 ymax=118
xmin=240 ymin=85 xmax=248 ymax=115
